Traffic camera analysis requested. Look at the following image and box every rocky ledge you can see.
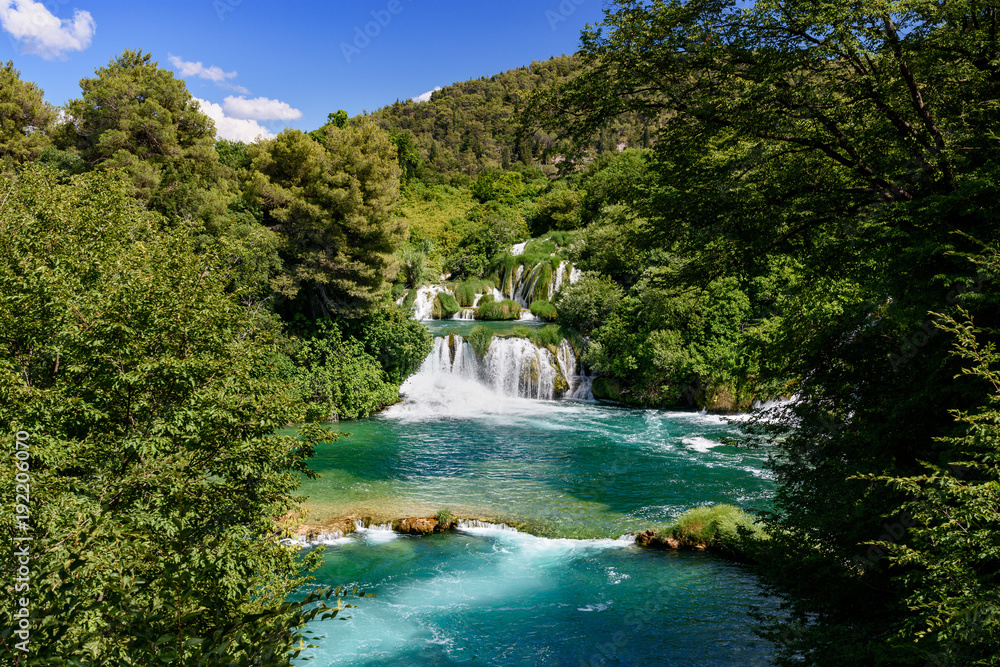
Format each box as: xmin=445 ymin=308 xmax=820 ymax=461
xmin=634 ymin=529 xmax=707 ymax=551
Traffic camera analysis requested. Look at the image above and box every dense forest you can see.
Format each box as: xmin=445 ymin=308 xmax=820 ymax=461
xmin=2 ymin=0 xmax=1000 ymax=662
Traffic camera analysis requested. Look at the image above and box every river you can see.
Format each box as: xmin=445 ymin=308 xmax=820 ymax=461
xmin=295 ymin=321 xmax=778 ymax=665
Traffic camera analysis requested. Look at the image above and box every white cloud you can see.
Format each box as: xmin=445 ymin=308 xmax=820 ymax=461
xmin=221 ymin=82 xmax=251 ymax=95
xmin=168 ymin=55 xmax=249 ymax=95
xmin=194 ymin=97 xmax=275 ymax=143
xmin=168 ymin=55 xmax=236 ymax=83
xmin=222 ymin=95 xmax=302 ymax=121
xmin=0 ymin=0 xmax=94 ymax=59
xmin=412 ymin=86 xmax=442 ymax=103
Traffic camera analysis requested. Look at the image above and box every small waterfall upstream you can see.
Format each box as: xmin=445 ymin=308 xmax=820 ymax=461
xmin=399 ymin=254 xmax=582 ymax=321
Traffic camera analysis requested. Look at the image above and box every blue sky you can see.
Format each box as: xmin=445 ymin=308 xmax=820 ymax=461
xmin=1 ymin=0 xmax=608 ymax=141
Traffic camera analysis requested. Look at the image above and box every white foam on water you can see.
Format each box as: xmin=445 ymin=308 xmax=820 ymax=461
xmin=456 ymin=520 xmax=636 ymax=552
xmin=409 ymin=285 xmax=456 ymax=321
xmin=354 ymin=520 xmax=398 ymax=543
xmin=682 ymin=436 xmax=724 ymax=453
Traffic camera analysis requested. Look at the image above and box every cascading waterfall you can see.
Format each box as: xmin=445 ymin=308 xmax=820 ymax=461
xmin=406 ymin=285 xmax=455 ymax=320
xmin=413 ymin=335 xmax=563 ymax=400
xmin=556 ymin=338 xmax=595 ymax=401
xmin=400 ymin=255 xmax=581 ymax=321
xmin=498 ymin=259 xmax=580 ymax=307
xmin=404 ymin=334 xmax=596 ymax=405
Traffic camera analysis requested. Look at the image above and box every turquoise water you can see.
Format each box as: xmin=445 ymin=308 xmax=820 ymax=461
xmin=296 ymin=323 xmax=777 ymax=664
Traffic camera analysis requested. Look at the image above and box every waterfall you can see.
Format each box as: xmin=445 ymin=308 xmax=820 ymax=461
xmin=407 ymin=285 xmax=455 ymax=320
xmin=402 ymin=259 xmax=581 ymax=322
xmin=556 ymin=339 xmax=595 ymax=401
xmin=408 ymin=335 xmax=568 ymax=401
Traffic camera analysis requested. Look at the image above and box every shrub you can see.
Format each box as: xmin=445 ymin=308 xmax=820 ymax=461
xmin=431 ymin=291 xmax=461 ymax=319
xmin=435 ymin=509 xmax=455 ymax=526
xmin=476 ymin=298 xmax=522 ymax=321
xmin=293 ymin=319 xmax=401 ymax=421
xmin=478 ymin=293 xmax=495 ymax=305
xmin=553 ymin=273 xmax=625 ymax=333
xmin=662 ymin=504 xmax=766 ymax=552
xmin=400 ymin=245 xmax=427 ymax=287
xmin=530 ymin=299 xmax=558 ymax=321
xmin=467 ymin=325 xmax=494 ymax=357
xmin=455 ymin=278 xmax=494 ymax=307
xmin=507 ymin=324 xmax=567 ymax=350
xmin=350 ymin=308 xmax=433 ymax=385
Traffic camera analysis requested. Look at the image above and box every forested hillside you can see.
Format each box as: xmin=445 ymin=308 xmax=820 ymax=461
xmin=368 ymin=54 xmax=655 ymax=181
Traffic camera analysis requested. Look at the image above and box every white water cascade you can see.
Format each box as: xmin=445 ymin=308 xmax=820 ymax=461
xmin=400 ymin=254 xmax=583 ymax=321
xmin=394 ymin=334 xmax=596 ymax=419
xmin=556 ymin=339 xmax=595 ymax=401
xmin=423 ymin=335 xmax=560 ymax=399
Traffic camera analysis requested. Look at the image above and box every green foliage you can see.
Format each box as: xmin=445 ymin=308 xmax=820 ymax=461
xmin=327 ymin=109 xmax=349 ymax=129
xmin=578 ymin=149 xmax=654 ymax=224
xmin=466 ymin=326 xmax=494 ymax=357
xmin=247 ymin=121 xmax=404 ymax=316
xmin=390 ymin=129 xmax=422 ymax=182
xmin=289 ymin=319 xmax=401 ymax=421
xmin=431 ymin=291 xmax=462 ymax=319
xmin=662 ymin=505 xmax=766 ymax=552
xmin=530 ymin=299 xmax=558 ymax=321
xmin=553 ymin=273 xmax=624 ymax=333
xmin=529 ymin=184 xmax=581 ymax=234
xmin=475 ymin=299 xmax=523 ymax=321
xmin=542 ymin=0 xmax=1000 ymax=661
xmin=573 ymin=204 xmax=649 ymax=288
xmin=509 ymin=324 xmax=574 ymax=351
xmin=0 ymin=166 xmax=343 ymax=664
xmin=400 ymin=244 xmax=428 ymax=288
xmin=58 ymin=50 xmax=223 ymax=221
xmin=0 ymin=60 xmax=55 ymax=164
xmin=399 ymin=287 xmax=419 ymax=314
xmin=349 ymin=308 xmax=433 ymax=386
xmin=454 ymin=278 xmax=495 ymax=306
xmin=859 ymin=310 xmax=1000 ymax=663
xmin=435 ymin=509 xmax=455 ymax=526
xmin=216 ymin=138 xmax=252 ymax=170
xmin=478 ymin=293 xmax=495 ymax=305
xmin=470 ymin=169 xmax=524 ymax=204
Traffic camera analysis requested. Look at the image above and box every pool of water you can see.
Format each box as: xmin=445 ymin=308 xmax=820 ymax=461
xmin=294 ymin=322 xmax=777 ymax=665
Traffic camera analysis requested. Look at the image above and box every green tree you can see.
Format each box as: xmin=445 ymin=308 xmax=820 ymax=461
xmin=59 ymin=50 xmax=225 ymax=221
xmin=0 ymin=61 xmax=55 ymax=164
xmin=541 ymin=0 xmax=1000 ymax=660
xmin=247 ymin=121 xmax=405 ymax=317
xmin=0 ymin=166 xmax=350 ymax=665
xmin=863 ymin=308 xmax=1000 ymax=665
xmin=554 ymin=272 xmax=625 ymax=333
